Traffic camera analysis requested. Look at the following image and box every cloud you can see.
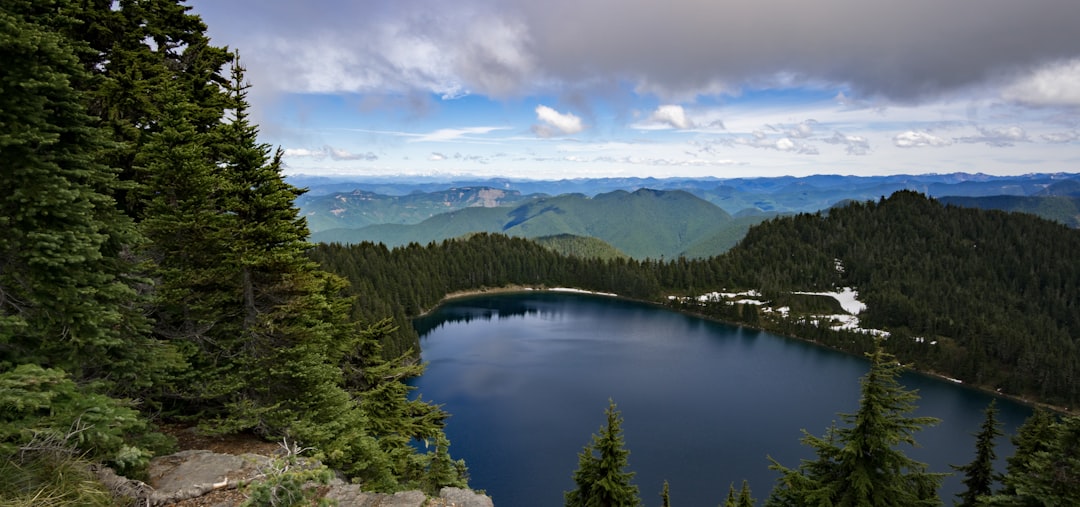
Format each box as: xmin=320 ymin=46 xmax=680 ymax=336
xmin=192 ymin=0 xmax=1080 ymax=103
xmin=1003 ymin=58 xmax=1080 ymax=107
xmin=1042 ymin=131 xmax=1079 ymax=143
xmin=429 ymin=152 xmax=448 ymax=161
xmin=955 ymin=126 xmax=1030 ymax=147
xmin=647 ymin=105 xmax=695 ymax=129
xmin=283 ymin=146 xmax=378 ymax=161
xmin=533 ymin=105 xmax=585 ymax=137
xmin=736 ymin=131 xmax=818 ymax=154
xmin=411 ymin=126 xmax=510 ymax=143
xmin=893 ymin=131 xmax=951 ymax=148
xmin=824 ymin=132 xmax=870 ymax=155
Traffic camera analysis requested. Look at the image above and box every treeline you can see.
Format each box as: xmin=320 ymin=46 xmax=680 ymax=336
xmin=315 ymin=191 xmax=1080 ymax=406
xmin=714 ymin=191 xmax=1080 ymax=404
xmin=310 ymin=234 xmax=663 ymax=357
xmin=1 ymin=1 xmax=464 ymax=503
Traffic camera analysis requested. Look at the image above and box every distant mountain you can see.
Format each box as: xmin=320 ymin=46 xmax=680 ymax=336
xmin=288 ymin=172 xmax=1080 ymax=216
xmin=310 ymin=188 xmax=766 ymax=259
xmin=938 ymin=195 xmax=1080 ymax=228
xmin=296 ymin=186 xmax=538 ymax=232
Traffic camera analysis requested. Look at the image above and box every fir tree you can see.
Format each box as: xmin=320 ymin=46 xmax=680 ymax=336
xmin=984 ymin=413 xmax=1080 ymax=506
xmin=951 ymin=400 xmax=1003 ymax=507
xmin=565 ymin=399 xmax=641 ymax=507
xmin=723 ymin=481 xmax=755 ymax=507
xmin=0 ymin=0 xmax=175 ymax=393
xmin=766 ymin=346 xmax=944 ymax=507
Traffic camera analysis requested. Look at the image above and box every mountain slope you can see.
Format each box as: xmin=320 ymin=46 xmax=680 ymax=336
xmin=718 ymin=191 xmax=1080 ymax=403
xmin=938 ymin=194 xmax=1080 ymax=228
xmin=297 ymin=186 xmax=537 ymax=232
xmin=311 ymin=189 xmax=757 ymax=259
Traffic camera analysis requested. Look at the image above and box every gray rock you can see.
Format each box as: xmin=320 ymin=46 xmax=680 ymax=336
xmin=323 ymin=485 xmax=428 ymax=506
xmin=440 ymin=487 xmax=495 ymax=507
xmin=146 ymin=449 xmax=270 ymax=504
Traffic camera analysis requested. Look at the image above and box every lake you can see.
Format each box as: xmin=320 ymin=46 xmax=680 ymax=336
xmin=410 ymin=292 xmax=1033 ymax=506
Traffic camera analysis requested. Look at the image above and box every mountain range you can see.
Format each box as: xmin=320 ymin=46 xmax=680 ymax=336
xmin=294 ymin=172 xmax=1080 ymax=258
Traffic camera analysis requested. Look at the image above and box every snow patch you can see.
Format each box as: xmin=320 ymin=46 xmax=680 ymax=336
xmin=793 ymin=288 xmax=866 ymax=315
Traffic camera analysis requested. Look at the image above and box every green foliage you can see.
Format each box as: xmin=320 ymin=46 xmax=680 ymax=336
xmin=0 ymin=450 xmax=119 ymax=507
xmin=0 ymin=0 xmax=174 ymax=396
xmin=766 ymin=346 xmax=943 ymax=507
xmin=983 ymin=412 xmax=1080 ymax=506
xmin=240 ymin=441 xmax=335 ymax=507
xmin=723 ymin=480 xmax=755 ymax=507
xmin=421 ymin=432 xmax=469 ymax=495
xmin=565 ymin=399 xmax=641 ymax=507
xmin=534 ymin=234 xmax=629 ymax=260
xmin=0 ymin=364 xmax=172 ymax=476
xmin=951 ymin=401 xmax=1003 ymax=507
xmin=661 ymin=480 xmax=671 ymax=507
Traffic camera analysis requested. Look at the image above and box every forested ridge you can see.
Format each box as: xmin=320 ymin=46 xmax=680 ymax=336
xmin=315 ymin=191 xmax=1080 ymax=406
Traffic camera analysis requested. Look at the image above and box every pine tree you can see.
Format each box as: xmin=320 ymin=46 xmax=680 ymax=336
xmin=0 ymin=0 xmax=175 ymax=393
xmin=723 ymin=481 xmax=755 ymax=507
xmin=984 ymin=413 xmax=1080 ymax=506
xmin=766 ymin=346 xmax=944 ymax=507
xmin=661 ymin=480 xmax=671 ymax=507
xmin=951 ymin=400 xmax=1003 ymax=506
xmin=565 ymin=399 xmax=641 ymax=507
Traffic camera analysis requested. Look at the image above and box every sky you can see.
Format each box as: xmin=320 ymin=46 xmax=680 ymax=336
xmin=187 ymin=0 xmax=1080 ymax=180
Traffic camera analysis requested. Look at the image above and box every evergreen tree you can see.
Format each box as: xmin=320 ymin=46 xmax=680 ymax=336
xmin=565 ymin=399 xmax=641 ymax=507
xmin=984 ymin=413 xmax=1080 ymax=506
xmin=0 ymin=0 xmax=175 ymax=393
xmin=951 ymin=400 xmax=1003 ymax=507
xmin=766 ymin=346 xmax=944 ymax=507
xmin=723 ymin=480 xmax=755 ymax=507
xmin=661 ymin=480 xmax=671 ymax=507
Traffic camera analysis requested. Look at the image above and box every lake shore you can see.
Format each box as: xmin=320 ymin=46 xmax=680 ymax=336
xmin=417 ymin=284 xmax=1072 ymax=416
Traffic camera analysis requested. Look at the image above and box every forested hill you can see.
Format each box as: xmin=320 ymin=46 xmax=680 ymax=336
xmin=312 ymin=188 xmax=769 ymax=259
xmin=701 ymin=190 xmax=1080 ymax=403
xmin=314 ymin=191 xmax=1080 ymax=405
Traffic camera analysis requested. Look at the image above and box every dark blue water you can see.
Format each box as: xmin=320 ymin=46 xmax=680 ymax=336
xmin=410 ymin=292 xmax=1033 ymax=506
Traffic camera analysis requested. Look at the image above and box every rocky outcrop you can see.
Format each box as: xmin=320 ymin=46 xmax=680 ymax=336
xmin=96 ymin=449 xmax=495 ymax=506
xmin=325 ymin=486 xmax=494 ymax=507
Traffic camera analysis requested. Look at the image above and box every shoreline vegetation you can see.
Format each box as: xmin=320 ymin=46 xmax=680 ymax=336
xmin=421 ymin=285 xmax=1072 ymax=415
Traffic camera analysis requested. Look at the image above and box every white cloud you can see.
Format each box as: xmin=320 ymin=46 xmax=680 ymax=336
xmin=411 ymin=126 xmax=510 ymax=143
xmin=824 ymin=132 xmax=870 ymax=155
xmin=533 ymin=105 xmax=585 ymax=137
xmin=430 ymin=152 xmax=448 ymax=161
xmin=647 ymin=105 xmax=695 ymax=129
xmin=956 ymin=126 xmax=1029 ymax=147
xmin=1042 ymin=131 xmax=1079 ymax=143
xmin=283 ymin=146 xmax=378 ymax=161
xmin=735 ymin=131 xmax=818 ymax=154
xmin=1003 ymin=59 xmax=1080 ymax=107
xmin=893 ymin=131 xmax=951 ymax=148
xmin=775 ymin=138 xmax=796 ymax=151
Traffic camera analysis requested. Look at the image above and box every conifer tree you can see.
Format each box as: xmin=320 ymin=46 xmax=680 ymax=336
xmin=723 ymin=481 xmax=755 ymax=507
xmin=766 ymin=346 xmax=944 ymax=507
xmin=984 ymin=413 xmax=1079 ymax=506
xmin=0 ymin=0 xmax=174 ymax=393
xmin=661 ymin=480 xmax=671 ymax=507
xmin=565 ymin=399 xmax=641 ymax=507
xmin=951 ymin=400 xmax=1002 ymax=507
